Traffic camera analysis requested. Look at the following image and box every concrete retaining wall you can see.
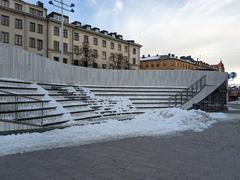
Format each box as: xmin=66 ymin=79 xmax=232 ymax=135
xmin=0 ymin=42 xmax=228 ymax=88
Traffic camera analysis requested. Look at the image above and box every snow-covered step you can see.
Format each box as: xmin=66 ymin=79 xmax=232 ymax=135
xmin=0 ymin=119 xmax=41 ymax=132
xmin=0 ymin=107 xmax=58 ymax=120
xmin=89 ymin=89 xmax=185 ymax=93
xmin=0 ymin=78 xmax=32 ymax=88
xmin=93 ymin=92 xmax=183 ymax=97
xmin=71 ymin=112 xmax=96 ymax=120
xmin=63 ymin=104 xmax=89 ymax=110
xmin=82 ymin=85 xmax=187 ymax=90
xmin=135 ymin=105 xmax=169 ymax=109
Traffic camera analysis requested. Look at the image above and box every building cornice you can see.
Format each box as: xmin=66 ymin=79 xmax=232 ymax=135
xmin=15 ymin=0 xmax=48 ymax=10
xmin=0 ymin=5 xmax=47 ymax=22
xmin=48 ymin=18 xmax=142 ymax=47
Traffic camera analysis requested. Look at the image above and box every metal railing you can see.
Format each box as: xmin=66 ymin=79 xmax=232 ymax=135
xmin=168 ymin=75 xmax=207 ymax=108
xmin=0 ymin=89 xmax=45 ymax=132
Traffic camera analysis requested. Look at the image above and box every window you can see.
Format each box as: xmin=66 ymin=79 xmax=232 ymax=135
xmin=133 ymin=48 xmax=136 ymax=55
xmin=102 ymin=51 xmax=106 ymax=60
xmin=29 ymin=37 xmax=35 ymax=48
xmin=110 ymin=42 xmax=114 ymax=49
xmin=37 ymin=39 xmax=43 ymax=50
xmin=102 ymin=40 xmax=106 ymax=47
xmin=15 ymin=34 xmax=22 ymax=46
xmin=102 ymin=64 xmax=107 ymax=69
xmin=0 ymin=32 xmax=9 ymax=43
xmin=1 ymin=15 xmax=9 ymax=26
xmin=29 ymin=8 xmax=43 ymax=17
xmin=29 ymin=22 xmax=36 ymax=32
xmin=63 ymin=43 xmax=68 ymax=52
xmin=53 ymin=57 xmax=59 ymax=62
xmin=110 ymin=53 xmax=115 ymax=60
xmin=63 ymin=58 xmax=67 ymax=64
xmin=15 ymin=3 xmax=22 ymax=11
xmin=63 ymin=29 xmax=68 ymax=38
xmin=53 ymin=27 xmax=59 ymax=36
xmin=93 ymin=49 xmax=98 ymax=58
xmin=84 ymin=35 xmax=88 ymax=43
xmin=118 ymin=44 xmax=121 ymax=51
xmin=157 ymin=64 xmax=159 ymax=67
xmin=133 ymin=58 xmax=136 ymax=65
xmin=1 ymin=0 xmax=9 ymax=7
xmin=74 ymin=32 xmax=79 ymax=41
xmin=15 ymin=19 xmax=22 ymax=29
xmin=74 ymin=46 xmax=79 ymax=54
xmin=93 ymin=37 xmax=98 ymax=46
xmin=53 ymin=41 xmax=59 ymax=51
xmin=73 ymin=60 xmax=79 ymax=65
xmin=124 ymin=46 xmax=128 ymax=53
xmin=37 ymin=24 xmax=43 ymax=34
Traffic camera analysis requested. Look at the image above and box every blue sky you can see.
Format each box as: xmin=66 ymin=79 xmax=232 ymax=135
xmin=25 ymin=0 xmax=240 ymax=83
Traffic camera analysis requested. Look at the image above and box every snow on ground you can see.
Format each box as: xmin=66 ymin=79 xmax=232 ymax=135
xmin=0 ymin=108 xmax=238 ymax=157
xmin=231 ymin=100 xmax=240 ymax=104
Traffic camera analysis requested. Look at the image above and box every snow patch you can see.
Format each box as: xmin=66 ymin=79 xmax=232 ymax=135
xmin=30 ymin=83 xmax=73 ymax=123
xmin=0 ymin=108 xmax=232 ymax=157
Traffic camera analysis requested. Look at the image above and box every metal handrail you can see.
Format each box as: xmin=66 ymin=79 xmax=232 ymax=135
xmin=0 ymin=89 xmax=44 ymax=102
xmin=168 ymin=75 xmax=207 ymax=108
xmin=0 ymin=89 xmax=45 ymax=127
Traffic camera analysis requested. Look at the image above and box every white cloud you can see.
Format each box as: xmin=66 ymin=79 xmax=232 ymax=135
xmin=114 ymin=0 xmax=123 ymax=12
xmin=103 ymin=0 xmax=240 ymax=82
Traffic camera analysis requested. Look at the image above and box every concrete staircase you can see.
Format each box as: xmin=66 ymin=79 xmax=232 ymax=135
xmin=0 ymin=75 xmax=207 ymax=134
xmin=0 ymin=79 xmax=69 ymax=133
xmin=39 ymin=83 xmax=143 ymax=125
xmin=81 ymin=85 xmax=189 ymax=110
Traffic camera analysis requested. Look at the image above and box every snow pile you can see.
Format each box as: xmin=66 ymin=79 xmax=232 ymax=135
xmin=0 ymin=108 xmax=226 ymax=157
xmin=62 ymin=87 xmax=76 ymax=94
xmin=81 ymin=87 xmax=136 ymax=115
xmin=231 ymin=100 xmax=240 ymax=104
xmin=30 ymin=83 xmax=73 ymax=123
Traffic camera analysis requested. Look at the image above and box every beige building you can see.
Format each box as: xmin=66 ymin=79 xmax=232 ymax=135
xmin=0 ymin=0 xmax=142 ymax=69
xmin=140 ymin=54 xmax=225 ymax=72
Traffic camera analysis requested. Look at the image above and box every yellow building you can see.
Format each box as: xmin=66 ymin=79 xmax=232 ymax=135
xmin=140 ymin=54 xmax=223 ymax=71
xmin=0 ymin=0 xmax=142 ymax=69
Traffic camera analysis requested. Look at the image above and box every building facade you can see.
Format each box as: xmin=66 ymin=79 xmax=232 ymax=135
xmin=140 ymin=54 xmax=225 ymax=72
xmin=0 ymin=0 xmax=142 ymax=69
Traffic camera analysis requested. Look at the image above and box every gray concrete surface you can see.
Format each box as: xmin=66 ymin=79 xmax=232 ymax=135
xmin=0 ymin=120 xmax=240 ymax=180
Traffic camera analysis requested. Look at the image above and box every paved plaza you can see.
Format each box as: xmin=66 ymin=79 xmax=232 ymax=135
xmin=0 ymin=118 xmax=240 ymax=180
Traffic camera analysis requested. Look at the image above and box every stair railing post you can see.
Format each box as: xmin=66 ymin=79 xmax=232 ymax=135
xmin=41 ymin=101 xmax=44 ymax=127
xmin=174 ymin=94 xmax=177 ymax=107
xmin=180 ymin=92 xmax=183 ymax=105
xmin=15 ymin=95 xmax=18 ymax=121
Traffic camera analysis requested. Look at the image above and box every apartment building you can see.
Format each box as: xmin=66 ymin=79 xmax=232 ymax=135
xmin=0 ymin=0 xmax=142 ymax=69
xmin=0 ymin=0 xmax=48 ymax=56
xmin=140 ymin=54 xmax=225 ymax=72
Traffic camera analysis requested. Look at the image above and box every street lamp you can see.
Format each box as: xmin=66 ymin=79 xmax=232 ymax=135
xmin=49 ymin=0 xmax=75 ymax=63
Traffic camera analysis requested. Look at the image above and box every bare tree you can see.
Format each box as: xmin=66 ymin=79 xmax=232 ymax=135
xmin=109 ymin=53 xmax=130 ymax=69
xmin=78 ymin=42 xmax=97 ymax=67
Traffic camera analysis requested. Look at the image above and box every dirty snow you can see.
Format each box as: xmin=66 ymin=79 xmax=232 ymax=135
xmin=0 ymin=108 xmax=237 ymax=157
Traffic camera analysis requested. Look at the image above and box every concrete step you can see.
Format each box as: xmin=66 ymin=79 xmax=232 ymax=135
xmin=0 ymin=108 xmax=58 ymax=120
xmin=0 ymin=78 xmax=32 ymax=88
xmin=0 ymin=106 xmax=56 ymax=114
xmin=90 ymin=89 xmax=185 ymax=93
xmin=82 ymin=85 xmax=187 ymax=90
